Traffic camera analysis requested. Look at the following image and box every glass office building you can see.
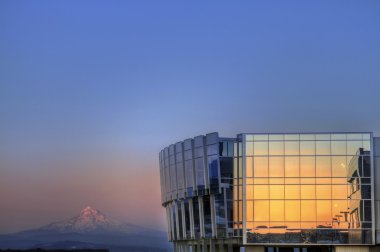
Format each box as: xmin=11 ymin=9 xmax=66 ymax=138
xmin=159 ymin=132 xmax=380 ymax=252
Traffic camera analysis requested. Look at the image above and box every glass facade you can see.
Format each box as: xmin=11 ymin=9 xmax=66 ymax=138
xmin=159 ymin=132 xmax=378 ymax=251
xmin=241 ymin=133 xmax=373 ymax=245
xmin=159 ymin=132 xmax=234 ymax=242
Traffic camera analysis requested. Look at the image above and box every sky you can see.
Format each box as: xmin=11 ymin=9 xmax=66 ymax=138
xmin=0 ymin=1 xmax=380 ymax=234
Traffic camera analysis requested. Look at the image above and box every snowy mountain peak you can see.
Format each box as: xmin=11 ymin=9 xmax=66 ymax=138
xmin=39 ymin=206 xmax=140 ymax=234
xmin=79 ymin=206 xmax=105 ymax=220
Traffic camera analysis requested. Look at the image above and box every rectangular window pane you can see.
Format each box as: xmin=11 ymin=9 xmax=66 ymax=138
xmin=269 ymin=141 xmax=284 ymax=155
xmin=331 ymin=141 xmax=346 ymax=155
xmin=254 ymin=157 xmax=268 ymax=177
xmin=247 ymin=185 xmax=253 ymax=200
xmin=301 ymin=200 xmax=316 ymax=221
xmin=332 ymin=185 xmax=348 ymax=199
xmin=246 ymin=141 xmax=254 ymax=156
xmin=270 ymin=200 xmax=284 ymax=221
xmin=247 ymin=200 xmax=253 ymax=222
xmin=254 ymin=200 xmax=269 ymax=221
xmin=285 ymin=200 xmax=300 ymax=221
xmin=269 ymin=157 xmax=284 ymax=177
xmin=347 ymin=141 xmax=363 ymax=155
xmin=270 ymin=185 xmax=284 ymax=199
xmin=316 ymin=141 xmax=331 ymax=155
xmin=331 ymin=156 xmax=347 ymax=177
xmin=316 ymin=200 xmax=331 ymax=222
xmin=254 ymin=185 xmax=269 ymax=199
xmin=316 ymin=185 xmax=331 ymax=199
xmin=300 ymin=141 xmax=315 ymax=155
xmin=285 ymin=157 xmax=299 ymax=177
xmin=285 ymin=185 xmax=300 ymax=199
xmin=300 ymin=156 xmax=315 ymax=177
xmin=316 ymin=156 xmax=331 ymax=177
xmin=246 ymin=157 xmax=253 ymax=177
xmin=254 ymin=142 xmax=268 ymax=156
xmin=285 ymin=141 xmax=300 ymax=155
xmin=301 ymin=185 xmax=315 ymax=199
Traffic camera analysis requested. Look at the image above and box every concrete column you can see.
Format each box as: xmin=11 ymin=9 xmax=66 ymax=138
xmin=218 ymin=239 xmax=225 ymax=252
xmin=227 ymin=240 xmax=233 ymax=252
xmin=210 ymin=239 xmax=215 ymax=252
xmin=196 ymin=240 xmax=201 ymax=252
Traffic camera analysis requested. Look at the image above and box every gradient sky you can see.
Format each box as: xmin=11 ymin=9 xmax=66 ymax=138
xmin=1 ymin=1 xmax=380 ymax=234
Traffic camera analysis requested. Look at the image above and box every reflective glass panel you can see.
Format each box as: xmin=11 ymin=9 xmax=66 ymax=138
xmin=254 ymin=185 xmax=269 ymax=199
xmin=246 ymin=157 xmax=253 ymax=177
xmin=285 ymin=185 xmax=300 ymax=199
xmin=254 ymin=142 xmax=268 ymax=156
xmin=316 ymin=200 xmax=331 ymax=222
xmin=301 ymin=200 xmax=316 ymax=222
xmin=316 ymin=141 xmax=330 ymax=155
xmin=285 ymin=200 xmax=300 ymax=221
xmin=270 ymin=200 xmax=284 ymax=221
xmin=270 ymin=185 xmax=284 ymax=199
xmin=269 ymin=157 xmax=284 ymax=177
xmin=331 ymin=156 xmax=347 ymax=177
xmin=269 ymin=141 xmax=284 ymax=155
xmin=331 ymin=141 xmax=346 ymax=155
xmin=300 ymin=141 xmax=315 ymax=155
xmin=285 ymin=157 xmax=299 ymax=177
xmin=347 ymin=141 xmax=363 ymax=155
xmin=300 ymin=157 xmax=315 ymax=177
xmin=316 ymin=185 xmax=331 ymax=199
xmin=254 ymin=157 xmax=268 ymax=177
xmin=301 ymin=185 xmax=315 ymax=199
xmin=254 ymin=200 xmax=269 ymax=221
xmin=316 ymin=156 xmax=331 ymax=177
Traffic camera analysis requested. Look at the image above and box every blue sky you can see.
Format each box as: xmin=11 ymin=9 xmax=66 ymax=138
xmin=0 ymin=0 xmax=379 ymax=233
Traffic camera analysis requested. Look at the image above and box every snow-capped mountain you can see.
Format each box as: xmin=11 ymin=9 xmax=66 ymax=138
xmin=39 ymin=206 xmax=144 ymax=234
xmin=0 ymin=206 xmax=170 ymax=251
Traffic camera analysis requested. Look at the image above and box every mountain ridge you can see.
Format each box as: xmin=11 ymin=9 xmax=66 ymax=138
xmin=0 ymin=206 xmax=170 ymax=252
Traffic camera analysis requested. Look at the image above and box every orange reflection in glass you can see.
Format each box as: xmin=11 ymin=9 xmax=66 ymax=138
xmin=316 ymin=200 xmax=331 ymax=222
xmin=316 ymin=141 xmax=330 ymax=155
xmin=285 ymin=185 xmax=300 ymax=199
xmin=270 ymin=200 xmax=284 ymax=221
xmin=316 ymin=185 xmax=331 ymax=199
xmin=246 ymin=157 xmax=253 ymax=177
xmin=254 ymin=185 xmax=269 ymax=199
xmin=247 ymin=200 xmax=253 ymax=221
xmin=247 ymin=185 xmax=254 ymax=200
xmin=285 ymin=141 xmax=299 ymax=155
xmin=254 ymin=157 xmax=268 ymax=177
xmin=300 ymin=185 xmax=315 ymax=199
xmin=269 ymin=141 xmax=284 ymax=155
xmin=269 ymin=157 xmax=284 ymax=177
xmin=316 ymin=156 xmax=331 ymax=177
xmin=301 ymin=200 xmax=316 ymax=221
xmin=270 ymin=185 xmax=284 ymax=199
xmin=285 ymin=157 xmax=299 ymax=177
xmin=254 ymin=200 xmax=269 ymax=221
xmin=254 ymin=142 xmax=268 ymax=156
xmin=332 ymin=156 xmax=346 ymax=177
xmin=285 ymin=200 xmax=300 ymax=221
xmin=300 ymin=157 xmax=315 ymax=177
xmin=300 ymin=141 xmax=315 ymax=155
xmin=332 ymin=185 xmax=348 ymax=199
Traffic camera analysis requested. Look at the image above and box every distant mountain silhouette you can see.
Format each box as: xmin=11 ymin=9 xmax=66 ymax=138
xmin=0 ymin=206 xmax=170 ymax=252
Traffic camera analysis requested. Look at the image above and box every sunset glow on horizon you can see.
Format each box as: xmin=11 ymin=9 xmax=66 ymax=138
xmin=1 ymin=0 xmax=380 ymax=236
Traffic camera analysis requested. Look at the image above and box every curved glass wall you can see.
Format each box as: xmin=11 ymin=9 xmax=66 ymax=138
xmin=159 ymin=132 xmax=234 ymax=242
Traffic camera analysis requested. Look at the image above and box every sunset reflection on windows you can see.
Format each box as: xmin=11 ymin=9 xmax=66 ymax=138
xmin=243 ymin=133 xmax=373 ymax=244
